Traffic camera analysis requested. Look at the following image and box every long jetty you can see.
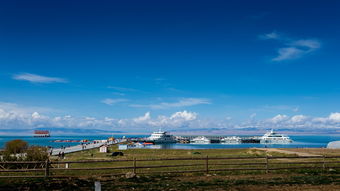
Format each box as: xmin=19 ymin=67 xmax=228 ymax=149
xmin=50 ymin=139 xmax=124 ymax=156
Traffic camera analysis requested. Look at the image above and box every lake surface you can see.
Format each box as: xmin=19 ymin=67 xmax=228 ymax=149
xmin=0 ymin=135 xmax=339 ymax=149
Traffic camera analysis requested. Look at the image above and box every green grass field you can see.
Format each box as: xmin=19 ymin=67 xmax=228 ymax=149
xmin=1 ymin=146 xmax=340 ymax=190
xmin=40 ymin=146 xmax=338 ymax=178
xmin=62 ymin=144 xmax=292 ymax=161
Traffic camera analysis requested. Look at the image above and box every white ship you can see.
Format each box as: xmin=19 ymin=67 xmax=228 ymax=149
xmin=220 ymin=136 xmax=241 ymax=144
xmin=260 ymin=129 xmax=292 ymax=144
xmin=190 ymin=136 xmax=211 ymax=144
xmin=147 ymin=130 xmax=177 ymax=144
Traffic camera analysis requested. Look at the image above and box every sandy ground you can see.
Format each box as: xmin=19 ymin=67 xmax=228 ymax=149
xmin=279 ymin=148 xmax=340 ymax=156
xmin=255 ymin=148 xmax=322 ymax=156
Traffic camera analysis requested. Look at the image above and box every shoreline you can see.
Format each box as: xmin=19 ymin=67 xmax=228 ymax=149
xmin=1 ymin=133 xmax=340 ymax=137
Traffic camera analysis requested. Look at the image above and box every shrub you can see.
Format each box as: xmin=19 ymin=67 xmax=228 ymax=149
xmin=26 ymin=146 xmax=48 ymax=161
xmin=5 ymin=139 xmax=28 ymax=154
xmin=2 ymin=140 xmax=28 ymax=161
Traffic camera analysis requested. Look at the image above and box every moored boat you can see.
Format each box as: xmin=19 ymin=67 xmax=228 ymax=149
xmin=260 ymin=129 xmax=292 ymax=144
xmin=147 ymin=130 xmax=177 ymax=144
xmin=221 ymin=136 xmax=241 ymax=144
xmin=190 ymin=136 xmax=211 ymax=144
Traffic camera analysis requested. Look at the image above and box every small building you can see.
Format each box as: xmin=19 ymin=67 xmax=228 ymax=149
xmin=99 ymin=145 xmax=108 ymax=153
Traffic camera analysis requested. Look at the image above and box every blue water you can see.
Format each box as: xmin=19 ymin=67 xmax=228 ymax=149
xmin=0 ymin=135 xmax=145 ymax=149
xmin=0 ymin=135 xmax=339 ymax=149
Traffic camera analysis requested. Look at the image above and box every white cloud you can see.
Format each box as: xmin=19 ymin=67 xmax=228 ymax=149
xmin=101 ymin=98 xmax=128 ymax=105
xmin=290 ymin=115 xmax=307 ymax=123
xmin=170 ymin=110 xmax=197 ymax=121
xmin=329 ymin=112 xmax=340 ymax=122
xmin=130 ymin=98 xmax=210 ymax=109
xmin=260 ymin=32 xmax=321 ymax=62
xmin=289 ymin=39 xmax=320 ymax=49
xmin=268 ymin=114 xmax=288 ymax=123
xmin=132 ymin=111 xmax=198 ymax=128
xmin=312 ymin=113 xmax=340 ymax=124
xmin=13 ymin=73 xmax=67 ymax=83
xmin=272 ymin=47 xmax=305 ymax=61
xmin=0 ymin=102 xmax=200 ymax=130
xmin=85 ymin=117 xmax=96 ymax=120
xmin=31 ymin=112 xmax=41 ymax=119
xmin=259 ymin=32 xmax=280 ymax=40
xmin=133 ymin=112 xmax=151 ymax=123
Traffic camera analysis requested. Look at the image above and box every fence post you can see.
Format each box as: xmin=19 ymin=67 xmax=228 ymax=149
xmin=322 ymin=155 xmax=326 ymax=171
xmin=265 ymin=154 xmax=269 ymax=174
xmin=45 ymin=159 xmax=50 ymax=178
xmin=133 ymin=157 xmax=136 ymax=174
xmin=205 ymin=155 xmax=209 ymax=174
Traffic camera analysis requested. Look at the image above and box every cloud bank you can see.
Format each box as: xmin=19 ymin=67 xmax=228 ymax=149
xmin=1 ymin=102 xmax=340 ymax=134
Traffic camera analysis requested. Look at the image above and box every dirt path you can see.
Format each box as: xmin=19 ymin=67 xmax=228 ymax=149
xmin=255 ymin=148 xmax=322 ymax=156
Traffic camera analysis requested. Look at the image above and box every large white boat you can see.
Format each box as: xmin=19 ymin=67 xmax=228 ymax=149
xmin=260 ymin=129 xmax=292 ymax=144
xmin=220 ymin=136 xmax=241 ymax=144
xmin=147 ymin=130 xmax=177 ymax=144
xmin=190 ymin=136 xmax=211 ymax=144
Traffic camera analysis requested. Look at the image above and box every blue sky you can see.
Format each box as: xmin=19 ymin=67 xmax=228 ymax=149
xmin=1 ymin=0 xmax=340 ymax=134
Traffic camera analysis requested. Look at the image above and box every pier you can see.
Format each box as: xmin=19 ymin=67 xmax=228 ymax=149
xmin=50 ymin=139 xmax=125 ymax=156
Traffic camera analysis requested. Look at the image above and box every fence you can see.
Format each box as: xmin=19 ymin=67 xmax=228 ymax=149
xmin=0 ymin=155 xmax=340 ymax=178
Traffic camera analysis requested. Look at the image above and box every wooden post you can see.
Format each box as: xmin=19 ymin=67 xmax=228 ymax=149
xmin=265 ymin=154 xmax=269 ymax=174
xmin=205 ymin=155 xmax=209 ymax=174
xmin=133 ymin=157 xmax=136 ymax=174
xmin=323 ymin=155 xmax=326 ymax=171
xmin=45 ymin=159 xmax=50 ymax=178
xmin=95 ymin=181 xmax=101 ymax=191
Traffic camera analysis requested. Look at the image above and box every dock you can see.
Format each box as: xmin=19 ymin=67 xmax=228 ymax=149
xmin=50 ymin=139 xmax=124 ymax=156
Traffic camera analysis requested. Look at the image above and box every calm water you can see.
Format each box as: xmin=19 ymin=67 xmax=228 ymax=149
xmin=0 ymin=135 xmax=339 ymax=149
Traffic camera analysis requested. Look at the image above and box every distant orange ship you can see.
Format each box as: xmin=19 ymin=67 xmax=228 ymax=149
xmin=33 ymin=130 xmax=50 ymax=137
